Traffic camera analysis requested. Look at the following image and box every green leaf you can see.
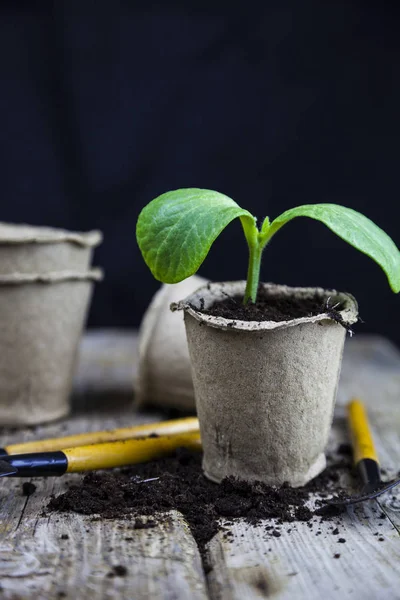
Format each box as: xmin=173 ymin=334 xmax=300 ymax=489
xmin=136 ymin=188 xmax=256 ymax=283
xmin=266 ymin=204 xmax=400 ymax=293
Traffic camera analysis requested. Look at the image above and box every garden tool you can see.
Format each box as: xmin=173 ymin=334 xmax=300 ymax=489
xmin=0 ymin=417 xmax=199 ymax=455
xmin=0 ymin=431 xmax=201 ymax=477
xmin=326 ymin=398 xmax=400 ymax=506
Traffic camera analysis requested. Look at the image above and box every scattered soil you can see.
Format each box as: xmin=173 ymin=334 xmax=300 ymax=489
xmin=337 ymin=443 xmax=353 ymax=457
xmin=22 ymin=482 xmax=37 ymax=496
xmin=107 ymin=565 xmax=128 ymax=578
xmin=201 ymin=287 xmax=346 ymax=323
xmin=132 ymin=517 xmax=157 ymax=529
xmin=49 ymin=448 xmax=355 ymax=558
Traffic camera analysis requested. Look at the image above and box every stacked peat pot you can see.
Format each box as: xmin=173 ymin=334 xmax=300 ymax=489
xmin=0 ymin=223 xmax=102 ymax=426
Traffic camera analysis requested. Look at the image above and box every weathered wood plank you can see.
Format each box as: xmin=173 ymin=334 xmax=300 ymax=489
xmin=0 ymin=426 xmax=208 ymax=599
xmin=73 ymin=328 xmax=139 ymax=401
xmin=206 ymin=335 xmax=400 ymax=600
xmin=370 ymin=404 xmax=400 ymax=535
xmin=207 ymin=505 xmax=400 ymax=600
xmin=206 ymin=455 xmax=400 ymax=599
xmin=338 ymin=335 xmax=400 ymax=411
xmin=341 ymin=335 xmax=400 ymax=533
xmin=1 ymin=332 xmax=400 ymax=599
xmin=0 ymin=329 xmax=208 ymax=600
xmin=0 ymin=500 xmax=207 ymax=600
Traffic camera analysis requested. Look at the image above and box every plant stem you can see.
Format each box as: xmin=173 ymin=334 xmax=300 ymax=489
xmin=244 ymin=240 xmax=263 ymax=303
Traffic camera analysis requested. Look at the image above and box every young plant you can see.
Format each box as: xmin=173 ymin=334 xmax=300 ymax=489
xmin=136 ymin=188 xmax=400 ymax=303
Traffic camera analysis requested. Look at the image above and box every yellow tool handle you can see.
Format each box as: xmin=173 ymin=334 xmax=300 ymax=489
xmin=5 ymin=417 xmax=199 ymax=454
xmin=347 ymin=398 xmax=379 ymax=465
xmin=64 ymin=431 xmax=201 ymax=473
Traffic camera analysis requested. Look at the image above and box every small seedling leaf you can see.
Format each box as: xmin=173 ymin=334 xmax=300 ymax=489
xmin=268 ymin=204 xmax=400 ymax=292
xmin=136 ymin=188 xmax=255 ymax=283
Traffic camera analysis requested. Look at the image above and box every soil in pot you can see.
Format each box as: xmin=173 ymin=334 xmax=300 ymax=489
xmin=48 ymin=447 xmax=356 ymax=560
xmin=201 ymin=286 xmax=350 ymax=327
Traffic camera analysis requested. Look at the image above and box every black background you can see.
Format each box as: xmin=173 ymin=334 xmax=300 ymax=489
xmin=1 ymin=2 xmax=399 ymax=343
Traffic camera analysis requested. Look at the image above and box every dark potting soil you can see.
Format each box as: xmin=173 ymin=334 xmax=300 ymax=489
xmin=22 ymin=481 xmax=37 ymax=496
xmin=201 ymin=287 xmax=346 ymax=324
xmin=107 ymin=565 xmax=128 ymax=578
xmin=48 ymin=447 xmax=355 ymax=558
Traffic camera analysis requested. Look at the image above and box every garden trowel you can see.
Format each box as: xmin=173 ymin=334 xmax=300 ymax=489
xmin=326 ymin=399 xmax=400 ymax=506
xmin=0 ymin=417 xmax=199 ymax=456
xmin=0 ymin=431 xmax=201 ymax=477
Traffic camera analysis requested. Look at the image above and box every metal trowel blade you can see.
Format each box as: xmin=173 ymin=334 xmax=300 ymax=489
xmin=0 ymin=459 xmax=18 ymax=477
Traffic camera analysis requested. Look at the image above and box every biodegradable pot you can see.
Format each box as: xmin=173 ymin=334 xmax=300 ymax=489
xmin=135 ymin=275 xmax=207 ymax=411
xmin=175 ymin=281 xmax=358 ymax=487
xmin=0 ymin=223 xmax=102 ymax=275
xmin=0 ymin=270 xmax=102 ymax=426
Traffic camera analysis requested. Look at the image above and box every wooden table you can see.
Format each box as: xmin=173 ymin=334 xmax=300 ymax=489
xmin=0 ymin=331 xmax=399 ymax=599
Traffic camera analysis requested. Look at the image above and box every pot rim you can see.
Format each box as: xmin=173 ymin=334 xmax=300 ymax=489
xmin=0 ymin=223 xmax=102 ymax=247
xmin=0 ymin=268 xmax=103 ymax=285
xmin=172 ymin=280 xmax=358 ymax=332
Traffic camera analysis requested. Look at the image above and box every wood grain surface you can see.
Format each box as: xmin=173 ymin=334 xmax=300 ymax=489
xmin=0 ymin=331 xmax=399 ymax=599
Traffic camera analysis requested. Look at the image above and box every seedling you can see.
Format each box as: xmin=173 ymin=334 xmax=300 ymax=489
xmin=136 ymin=188 xmax=400 ymax=303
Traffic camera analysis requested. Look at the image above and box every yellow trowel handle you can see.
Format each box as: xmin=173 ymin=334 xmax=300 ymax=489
xmin=347 ymin=398 xmax=380 ymax=487
xmin=65 ymin=431 xmax=202 ymax=473
xmin=347 ymin=399 xmax=379 ymax=465
xmin=2 ymin=417 xmax=199 ymax=455
xmin=3 ymin=431 xmax=202 ymax=477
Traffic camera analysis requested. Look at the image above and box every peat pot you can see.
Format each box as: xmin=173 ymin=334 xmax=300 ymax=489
xmin=0 ymin=270 xmax=102 ymax=426
xmin=0 ymin=223 xmax=102 ymax=275
xmin=135 ymin=275 xmax=207 ymax=411
xmin=174 ymin=281 xmax=358 ymax=487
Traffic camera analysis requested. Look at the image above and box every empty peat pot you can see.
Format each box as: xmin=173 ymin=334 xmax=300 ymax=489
xmin=0 ymin=223 xmax=102 ymax=275
xmin=135 ymin=275 xmax=207 ymax=411
xmin=0 ymin=270 xmax=102 ymax=426
xmin=174 ymin=281 xmax=358 ymax=487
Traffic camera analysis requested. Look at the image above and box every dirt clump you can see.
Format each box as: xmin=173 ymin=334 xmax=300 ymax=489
xmin=49 ymin=448 xmax=353 ymax=558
